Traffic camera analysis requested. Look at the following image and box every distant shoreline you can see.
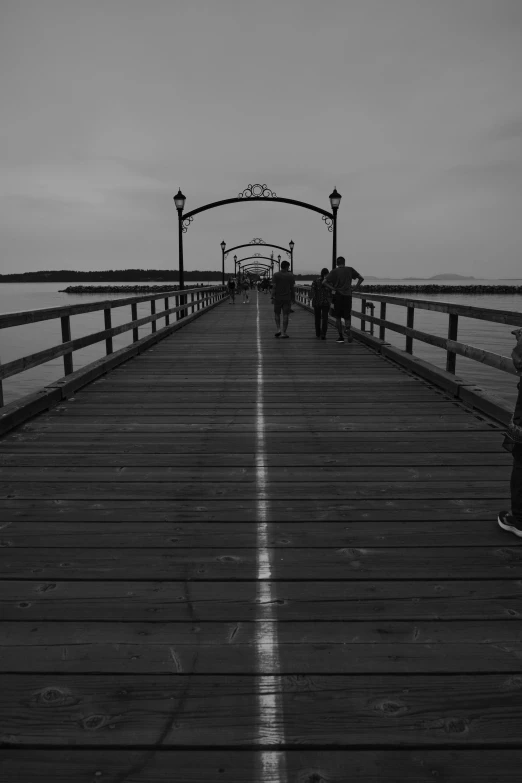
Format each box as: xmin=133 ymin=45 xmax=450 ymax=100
xmin=57 ymin=283 xmax=522 ymax=295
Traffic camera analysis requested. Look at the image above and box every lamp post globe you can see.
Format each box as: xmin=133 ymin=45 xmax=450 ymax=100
xmin=220 ymin=240 xmax=226 ymax=285
xmin=173 ymin=188 xmax=186 ymax=212
xmin=329 ymin=187 xmax=341 ymax=211
xmin=289 ymin=239 xmax=294 ymax=272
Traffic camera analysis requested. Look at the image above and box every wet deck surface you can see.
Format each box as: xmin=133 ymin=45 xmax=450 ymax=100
xmin=1 ymin=291 xmax=521 ymax=781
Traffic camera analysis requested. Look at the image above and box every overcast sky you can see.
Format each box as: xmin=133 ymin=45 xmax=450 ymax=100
xmin=1 ymin=0 xmax=521 ymax=278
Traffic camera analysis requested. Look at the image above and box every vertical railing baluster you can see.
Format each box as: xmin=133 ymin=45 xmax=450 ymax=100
xmin=361 ymin=298 xmax=366 ymax=332
xmin=61 ymin=315 xmax=73 ymax=375
xmin=132 ymin=303 xmax=138 ymax=342
xmin=165 ymin=297 xmax=169 ymax=326
xmin=151 ymin=299 xmax=156 ymax=333
xmin=104 ymin=308 xmax=113 ymax=355
xmin=190 ymin=292 xmax=194 ymax=314
xmin=406 ymin=306 xmax=414 ymax=353
xmin=175 ymin=293 xmax=180 ymax=321
xmin=379 ymin=302 xmax=386 ymax=341
xmin=369 ymin=303 xmax=375 ymax=336
xmin=446 ymin=312 xmax=458 ymax=373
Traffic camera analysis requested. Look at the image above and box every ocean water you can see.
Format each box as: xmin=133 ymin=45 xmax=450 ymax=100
xmin=1 ymin=279 xmax=521 ymax=409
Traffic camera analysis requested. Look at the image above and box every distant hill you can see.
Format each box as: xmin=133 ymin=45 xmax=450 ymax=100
xmin=429 ymin=274 xmax=475 ymax=280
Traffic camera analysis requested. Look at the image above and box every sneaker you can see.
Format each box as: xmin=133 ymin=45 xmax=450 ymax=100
xmin=321 ymin=335 xmax=326 ymax=340
xmin=274 ymin=331 xmax=281 ymax=338
xmin=316 ymin=334 xmax=321 ymax=339
xmin=498 ymin=510 xmax=522 ymax=537
xmin=281 ymin=334 xmax=289 ymax=339
xmin=336 ymin=336 xmax=344 ymax=343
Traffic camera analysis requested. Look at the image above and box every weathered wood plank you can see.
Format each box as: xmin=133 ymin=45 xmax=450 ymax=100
xmin=3 ymin=749 xmax=522 ymax=783
xmin=2 ymin=579 xmax=520 ymax=621
xmin=0 ymin=452 xmax=511 ymax=467
xmin=0 ymin=519 xmax=512 ymax=547
xmin=0 ymin=479 xmax=510 ymax=500
xmin=0 ymin=497 xmax=506 ymax=521
xmin=1 ymin=673 xmax=522 ymax=746
xmin=1 ymin=546 xmax=520 ymax=579
xmin=2 ymin=620 xmax=522 ymax=674
xmin=0 ymin=465 xmax=509 ymax=482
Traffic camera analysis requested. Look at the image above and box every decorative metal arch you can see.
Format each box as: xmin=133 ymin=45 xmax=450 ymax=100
xmin=182 ymin=184 xmax=334 ymax=232
xmin=224 ymin=241 xmax=291 ymax=259
xmin=235 ymin=255 xmax=281 ymax=267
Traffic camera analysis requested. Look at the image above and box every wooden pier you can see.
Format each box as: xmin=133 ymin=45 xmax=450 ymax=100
xmin=1 ymin=291 xmax=521 ymax=782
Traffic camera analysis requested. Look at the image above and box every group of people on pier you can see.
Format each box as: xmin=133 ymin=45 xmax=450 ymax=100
xmin=228 ymin=256 xmax=364 ymax=342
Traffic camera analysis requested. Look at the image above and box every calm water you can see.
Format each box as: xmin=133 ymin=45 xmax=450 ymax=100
xmin=1 ymin=279 xmax=521 ymax=409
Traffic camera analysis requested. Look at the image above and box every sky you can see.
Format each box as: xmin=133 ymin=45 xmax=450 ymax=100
xmin=1 ymin=0 xmax=521 ymax=278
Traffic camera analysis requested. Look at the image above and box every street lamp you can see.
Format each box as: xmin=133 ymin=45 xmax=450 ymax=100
xmin=329 ymin=187 xmax=342 ymax=270
xmin=173 ymin=188 xmax=186 ymax=290
xmin=173 ymin=188 xmax=187 ymax=317
xmin=289 ymin=239 xmax=294 ymax=273
xmin=278 ymin=255 xmax=281 ymax=269
xmin=234 ymin=255 xmax=237 ymax=277
xmin=220 ymin=240 xmax=226 ymax=285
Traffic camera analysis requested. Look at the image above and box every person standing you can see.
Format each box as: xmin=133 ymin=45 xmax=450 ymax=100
xmin=227 ymin=276 xmax=236 ymax=304
xmin=498 ymin=328 xmax=522 ymax=536
xmin=241 ymin=275 xmax=250 ymax=303
xmin=309 ymin=267 xmax=332 ymax=339
xmin=323 ymin=256 xmax=364 ymax=343
xmin=271 ymin=259 xmax=295 ymax=338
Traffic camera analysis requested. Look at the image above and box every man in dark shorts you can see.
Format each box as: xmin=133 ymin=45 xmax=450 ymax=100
xmin=271 ymin=259 xmax=295 ymax=338
xmin=323 ymin=256 xmax=364 ymax=343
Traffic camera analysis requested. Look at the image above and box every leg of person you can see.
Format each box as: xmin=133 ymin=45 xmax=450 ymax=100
xmin=274 ymin=300 xmax=282 ymax=336
xmin=321 ymin=305 xmax=329 ymax=338
xmin=314 ymin=306 xmax=321 ymax=337
xmin=332 ymin=294 xmax=344 ymax=342
xmin=344 ymin=295 xmax=353 ymax=342
xmin=498 ymin=449 xmax=522 ymax=536
xmin=281 ymin=301 xmax=291 ymax=337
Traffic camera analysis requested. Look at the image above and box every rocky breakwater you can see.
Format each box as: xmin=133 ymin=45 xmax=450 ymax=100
xmin=60 ymin=284 xmax=186 ymax=293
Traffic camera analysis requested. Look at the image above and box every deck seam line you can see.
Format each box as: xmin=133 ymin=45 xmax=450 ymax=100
xmin=255 ymin=291 xmax=287 ymax=781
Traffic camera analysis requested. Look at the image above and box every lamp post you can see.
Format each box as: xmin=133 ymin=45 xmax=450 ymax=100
xmin=234 ymin=255 xmax=237 ymax=277
xmin=278 ymin=254 xmax=281 ymax=269
xmin=329 ymin=187 xmax=342 ymax=270
xmin=289 ymin=239 xmax=294 ymax=273
xmin=220 ymin=240 xmax=226 ymax=285
xmin=173 ymin=188 xmax=186 ymax=317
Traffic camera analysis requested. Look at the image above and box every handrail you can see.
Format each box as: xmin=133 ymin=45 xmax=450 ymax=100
xmin=0 ymin=285 xmax=227 ymax=407
xmin=294 ymin=284 xmax=522 ymax=377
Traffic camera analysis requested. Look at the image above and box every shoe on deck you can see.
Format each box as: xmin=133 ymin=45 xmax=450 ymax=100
xmin=321 ymin=335 xmax=326 ymax=340
xmin=281 ymin=334 xmax=289 ymax=339
xmin=498 ymin=510 xmax=522 ymax=537
xmin=336 ymin=336 xmax=344 ymax=343
xmin=274 ymin=332 xmax=281 ymax=338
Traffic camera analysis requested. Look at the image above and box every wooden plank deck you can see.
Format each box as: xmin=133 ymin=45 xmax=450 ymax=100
xmin=1 ymin=291 xmax=521 ymax=782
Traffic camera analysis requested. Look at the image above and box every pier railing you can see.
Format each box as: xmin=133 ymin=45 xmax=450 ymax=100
xmin=295 ymin=284 xmax=522 ymax=423
xmin=0 ymin=285 xmax=226 ymax=430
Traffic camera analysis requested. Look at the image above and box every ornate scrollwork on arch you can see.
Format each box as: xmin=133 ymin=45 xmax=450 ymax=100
xmin=249 ymin=238 xmax=266 ymax=244
xmin=182 ymin=216 xmax=194 ymax=233
xmin=238 ymin=184 xmax=277 ymax=199
xmin=322 ymin=215 xmax=334 ymax=232
xmin=253 ymin=253 xmax=261 ymax=257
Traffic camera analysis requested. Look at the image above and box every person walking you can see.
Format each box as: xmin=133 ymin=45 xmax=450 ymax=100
xmin=498 ymin=328 xmax=522 ymax=536
xmin=323 ymin=256 xmax=364 ymax=343
xmin=309 ymin=267 xmax=332 ymax=339
xmin=271 ymin=259 xmax=295 ymax=338
xmin=240 ymin=275 xmax=250 ymax=303
xmin=227 ymin=276 xmax=236 ymax=304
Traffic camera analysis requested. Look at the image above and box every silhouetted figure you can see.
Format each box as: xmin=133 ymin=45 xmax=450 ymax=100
xmin=309 ymin=267 xmax=332 ymax=340
xmin=498 ymin=328 xmax=522 ymax=536
xmin=271 ymin=260 xmax=295 ymax=338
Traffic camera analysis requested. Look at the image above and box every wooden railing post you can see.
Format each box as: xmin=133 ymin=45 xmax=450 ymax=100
xmin=379 ymin=302 xmax=386 ymax=341
xmin=190 ymin=292 xmax=194 ymax=314
xmin=361 ymin=299 xmax=366 ymax=332
xmin=151 ymin=299 xmax=156 ymax=334
xmin=406 ymin=306 xmax=414 ymax=353
xmin=104 ymin=308 xmax=113 ymax=355
xmin=164 ymin=297 xmax=169 ymax=326
xmin=61 ymin=315 xmax=73 ymax=375
xmin=368 ymin=303 xmax=375 ymax=336
xmin=446 ymin=312 xmax=459 ymax=373
xmin=131 ymin=303 xmax=138 ymax=342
